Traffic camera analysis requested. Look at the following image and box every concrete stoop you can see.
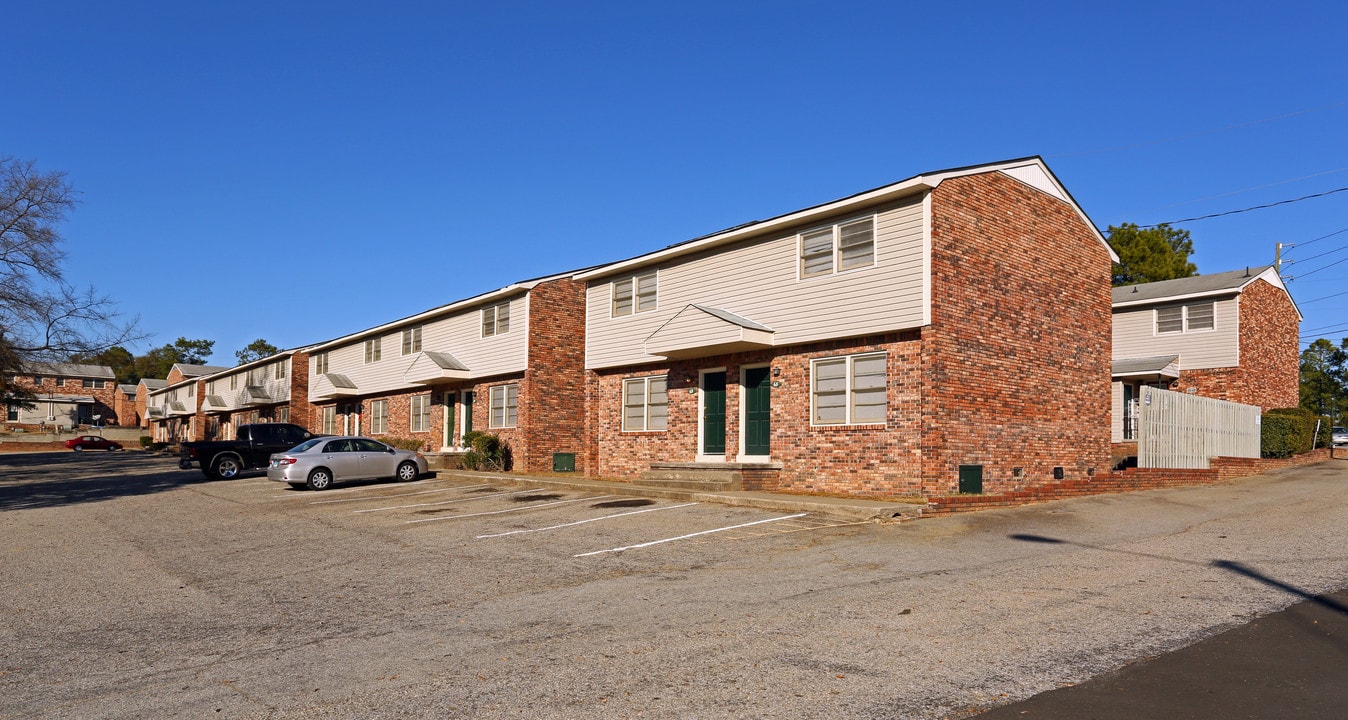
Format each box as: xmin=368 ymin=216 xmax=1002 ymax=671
xmin=636 ymin=462 xmax=788 ymax=492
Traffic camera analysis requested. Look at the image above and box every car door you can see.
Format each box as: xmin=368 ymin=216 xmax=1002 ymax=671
xmin=318 ymin=439 xmax=362 ymax=481
xmin=351 ymin=438 xmax=395 ymax=479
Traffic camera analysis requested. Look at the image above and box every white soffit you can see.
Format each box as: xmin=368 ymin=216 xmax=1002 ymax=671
xmin=998 ymin=164 xmax=1066 ymax=202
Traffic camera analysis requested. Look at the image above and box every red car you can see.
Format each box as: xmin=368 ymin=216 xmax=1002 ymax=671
xmin=65 ymin=436 xmax=123 ymax=452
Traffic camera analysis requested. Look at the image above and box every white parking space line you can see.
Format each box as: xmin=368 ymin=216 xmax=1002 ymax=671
xmin=575 ymin=513 xmax=809 ymax=557
xmin=306 ymin=483 xmax=492 ymax=505
xmin=404 ymin=495 xmax=613 ymax=525
xmin=476 ymin=502 xmax=700 ymax=539
xmin=353 ymin=487 xmax=545 ymax=514
xmin=268 ymin=480 xmax=431 ymax=499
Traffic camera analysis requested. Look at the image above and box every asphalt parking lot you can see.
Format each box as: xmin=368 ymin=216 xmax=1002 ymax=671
xmin=3 ymin=451 xmax=1347 ymax=719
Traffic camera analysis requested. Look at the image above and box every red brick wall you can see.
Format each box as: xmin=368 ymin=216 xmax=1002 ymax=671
xmin=8 ymin=374 xmax=121 ymax=427
xmin=923 ymin=171 xmax=1113 ymax=495
xmin=521 ymin=278 xmax=590 ymax=474
xmin=288 ymin=351 xmax=314 ymax=428
xmin=1177 ymin=279 xmax=1299 ymax=411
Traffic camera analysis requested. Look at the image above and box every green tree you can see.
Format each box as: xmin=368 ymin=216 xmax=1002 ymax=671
xmin=132 ymin=337 xmax=216 ymax=380
xmin=1299 ymin=337 xmax=1347 ymax=422
xmin=71 ymin=346 xmax=136 ymax=384
xmin=235 ymin=338 xmax=280 ymax=365
xmin=2 ymin=156 xmax=140 ymax=410
xmin=1107 ymin=222 xmax=1198 ymax=286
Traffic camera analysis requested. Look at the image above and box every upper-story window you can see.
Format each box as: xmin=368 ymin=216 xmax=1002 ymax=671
xmin=482 ymin=302 xmax=511 ymax=337
xmin=800 ymin=216 xmax=876 ymax=278
xmin=314 ymin=353 xmax=329 ymax=375
xmin=402 ymin=326 xmax=422 ymax=355
xmin=612 ymin=270 xmax=657 ymax=317
xmin=1155 ymin=302 xmax=1214 ymax=334
xmin=32 ymin=375 xmax=42 ymax=385
xmin=56 ymin=377 xmax=66 ymax=387
xmin=230 ymin=375 xmax=238 ymax=390
xmin=364 ymin=338 xmax=382 ymax=364
xmin=274 ymin=358 xmax=289 ymax=379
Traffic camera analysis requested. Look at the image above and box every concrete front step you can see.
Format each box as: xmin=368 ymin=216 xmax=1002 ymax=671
xmin=636 ymin=462 xmax=785 ymax=492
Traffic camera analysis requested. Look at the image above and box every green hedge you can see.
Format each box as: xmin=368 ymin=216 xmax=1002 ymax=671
xmin=1261 ymin=407 xmax=1332 ymax=458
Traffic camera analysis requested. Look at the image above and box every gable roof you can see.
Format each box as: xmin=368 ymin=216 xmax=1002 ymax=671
xmin=575 ymin=156 xmax=1114 ymax=281
xmin=21 ymin=362 xmax=115 ymax=379
xmin=1111 ymin=266 xmax=1297 ymax=318
xmin=172 ymin=363 xmax=230 ymax=378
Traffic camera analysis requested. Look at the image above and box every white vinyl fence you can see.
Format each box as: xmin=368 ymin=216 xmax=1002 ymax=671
xmin=1137 ymin=388 xmax=1261 ymax=469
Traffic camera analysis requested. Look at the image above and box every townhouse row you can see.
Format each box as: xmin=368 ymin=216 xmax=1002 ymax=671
xmin=9 ymin=156 xmax=1300 ymax=499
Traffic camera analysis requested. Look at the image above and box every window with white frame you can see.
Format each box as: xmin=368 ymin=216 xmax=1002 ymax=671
xmin=230 ymin=375 xmax=238 ymax=390
xmin=321 ymin=406 xmax=336 ymax=434
xmin=489 ymin=384 xmax=518 ymax=428
xmin=402 ymin=326 xmax=422 ymax=355
xmin=611 ymin=270 xmax=657 ymax=317
xmin=812 ymin=353 xmax=887 ymax=425
xmin=275 ymin=406 xmax=289 ymax=423
xmin=274 ymin=358 xmax=288 ymax=379
xmin=370 ymin=399 xmax=388 ymax=434
xmin=482 ymin=302 xmax=511 ymax=337
xmin=622 ymin=376 xmax=668 ymax=431
xmin=410 ymin=394 xmax=431 ymax=432
xmin=799 ymin=216 xmax=876 ymax=278
xmin=56 ymin=377 xmax=66 ymax=387
xmin=1155 ymin=301 xmax=1215 ymax=334
xmin=364 ymin=338 xmax=382 ymax=363
xmin=314 ymin=353 xmax=329 ymax=375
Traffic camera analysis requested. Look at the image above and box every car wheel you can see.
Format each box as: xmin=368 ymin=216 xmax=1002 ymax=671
xmin=306 ymin=468 xmax=333 ymax=491
xmin=106 ymin=446 xmax=117 ymax=452
xmin=211 ymin=455 xmax=242 ymax=480
xmin=73 ymin=445 xmax=84 ymax=452
xmin=396 ymin=461 xmax=419 ymax=482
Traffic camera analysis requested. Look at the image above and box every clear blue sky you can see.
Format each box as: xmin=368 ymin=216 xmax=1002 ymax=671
xmin=5 ymin=1 xmax=1346 ymax=363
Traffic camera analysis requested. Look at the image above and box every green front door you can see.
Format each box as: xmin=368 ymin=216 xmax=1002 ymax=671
xmin=744 ymin=367 xmax=771 ymax=456
xmin=702 ymin=372 xmax=726 ymax=456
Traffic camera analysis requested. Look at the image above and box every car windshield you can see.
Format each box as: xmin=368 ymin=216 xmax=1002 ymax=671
xmin=289 ymin=438 xmax=325 ymax=453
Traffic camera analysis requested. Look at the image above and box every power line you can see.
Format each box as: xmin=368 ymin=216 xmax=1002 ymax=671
xmin=1142 ymin=186 xmax=1348 ymax=227
xmin=1298 ymin=288 xmax=1348 ymax=304
xmin=1294 ymin=254 xmax=1348 ymax=280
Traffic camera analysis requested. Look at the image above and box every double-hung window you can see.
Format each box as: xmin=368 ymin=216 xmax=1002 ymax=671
xmin=402 ymin=326 xmax=422 ymax=354
xmin=799 ymin=216 xmax=876 ymax=278
xmin=364 ymin=338 xmax=382 ymax=363
xmin=622 ymin=376 xmax=668 ymax=431
xmin=612 ymin=270 xmax=657 ymax=317
xmin=369 ymin=399 xmax=388 ymax=434
xmin=321 ymin=406 xmax=337 ymax=434
xmin=489 ymin=384 xmax=518 ymax=428
xmin=314 ymin=353 xmax=329 ymax=375
xmin=275 ymin=358 xmax=288 ymax=380
xmin=811 ymin=353 xmax=887 ymax=425
xmin=1155 ymin=302 xmax=1214 ymax=334
xmin=482 ymin=302 xmax=511 ymax=337
xmin=410 ymin=394 xmax=431 ymax=432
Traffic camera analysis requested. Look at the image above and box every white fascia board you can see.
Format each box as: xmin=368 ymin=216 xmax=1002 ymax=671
xmin=305 ymin=280 xmax=546 ymax=353
xmin=1113 ymin=289 xmax=1242 ymax=309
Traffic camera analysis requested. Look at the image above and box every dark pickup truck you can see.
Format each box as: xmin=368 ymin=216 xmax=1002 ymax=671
xmin=180 ymin=423 xmax=317 ymax=479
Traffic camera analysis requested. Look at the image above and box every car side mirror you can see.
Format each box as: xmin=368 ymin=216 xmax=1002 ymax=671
xmin=387 ymin=448 xmax=395 ymax=454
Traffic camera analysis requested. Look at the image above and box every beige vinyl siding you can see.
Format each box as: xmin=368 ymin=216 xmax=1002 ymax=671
xmin=1110 ymin=381 xmax=1125 ymax=443
xmin=309 ymin=295 xmax=529 ymax=402
xmin=1112 ymin=295 xmax=1239 ymax=370
xmin=209 ymin=359 xmax=292 ymax=413
xmin=586 ymin=195 xmax=926 ymax=369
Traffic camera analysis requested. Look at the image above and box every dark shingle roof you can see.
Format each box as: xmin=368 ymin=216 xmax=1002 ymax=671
xmin=1112 ymin=266 xmax=1275 ymax=306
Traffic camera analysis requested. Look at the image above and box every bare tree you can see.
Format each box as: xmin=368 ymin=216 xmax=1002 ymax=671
xmin=1 ymin=156 xmax=142 ymax=407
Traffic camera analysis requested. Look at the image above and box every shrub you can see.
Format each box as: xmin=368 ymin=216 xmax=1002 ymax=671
xmin=383 ymin=437 xmax=426 ymax=452
xmin=138 ymin=436 xmax=153 ymax=449
xmin=1261 ymin=407 xmax=1332 ymax=457
xmin=462 ymin=431 xmax=510 ymax=471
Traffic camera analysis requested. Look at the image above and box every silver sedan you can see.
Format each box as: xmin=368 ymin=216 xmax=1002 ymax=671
xmin=267 ymin=436 xmax=428 ymax=490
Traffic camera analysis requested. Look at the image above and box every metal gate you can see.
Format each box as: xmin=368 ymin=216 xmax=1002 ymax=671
xmin=1137 ymin=388 xmax=1260 ymax=469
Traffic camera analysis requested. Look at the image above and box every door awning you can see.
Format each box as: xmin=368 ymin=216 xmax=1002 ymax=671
xmin=645 ymin=305 xmax=775 ymax=360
